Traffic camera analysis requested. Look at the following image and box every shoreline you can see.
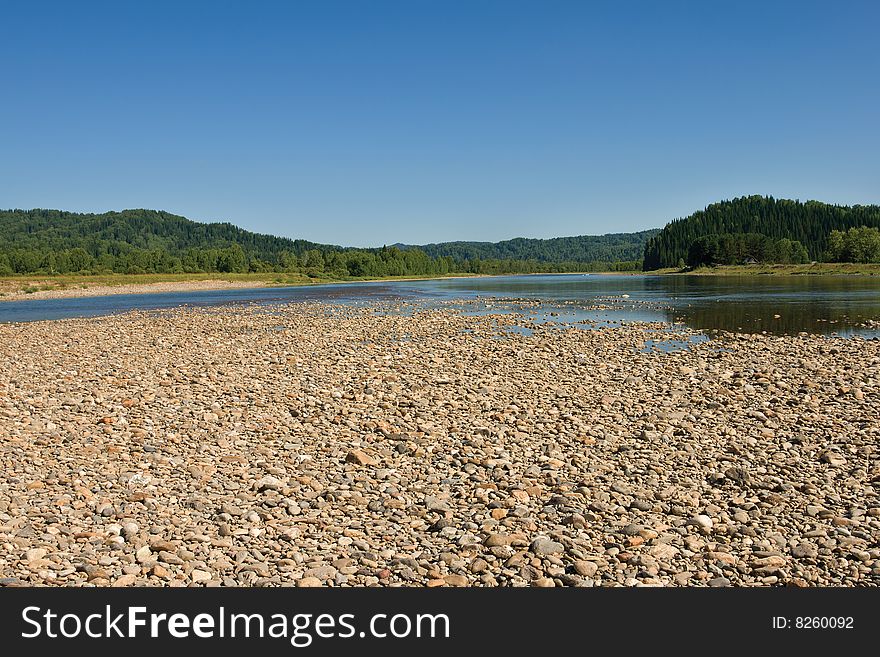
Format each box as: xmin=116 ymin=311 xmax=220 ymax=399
xmin=0 ymin=271 xmax=649 ymax=303
xmin=2 ymin=262 xmax=879 ymax=303
xmin=0 ymin=273 xmax=493 ymax=302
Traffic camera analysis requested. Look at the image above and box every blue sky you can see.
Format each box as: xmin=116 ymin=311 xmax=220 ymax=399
xmin=1 ymin=1 xmax=877 ymax=246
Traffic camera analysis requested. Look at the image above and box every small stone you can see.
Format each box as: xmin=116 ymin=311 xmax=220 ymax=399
xmin=297 ymin=577 xmax=323 ymax=588
xmin=443 ymin=574 xmax=469 ymax=587
xmin=724 ymin=467 xmax=751 ymax=486
xmin=176 ymin=548 xmax=196 ymax=562
xmin=159 ymin=551 xmax=184 ymax=565
xmin=531 ymin=577 xmax=556 ymax=587
xmin=673 ymin=572 xmax=693 ymax=585
xmin=483 ymin=534 xmax=511 ymax=547
xmin=573 ymin=560 xmax=598 ymax=577
xmin=303 ymin=565 xmax=337 ymax=581
xmin=255 ymin=475 xmax=283 ymax=492
xmin=708 ymin=577 xmax=731 ymax=587
xmin=792 ymin=542 xmax=818 ymax=559
xmin=649 ymin=543 xmax=679 ymax=560
xmin=706 ymin=551 xmax=736 ymax=566
xmin=151 ymin=538 xmax=179 ymax=552
xmin=562 ymin=513 xmax=587 ymax=528
xmin=752 ymin=555 xmax=786 ymax=571
xmin=25 ymin=548 xmax=48 ymax=562
xmin=112 ymin=574 xmax=138 ymax=587
xmin=135 ymin=545 xmax=153 ymax=563
xmin=429 ymin=518 xmax=454 ymax=532
xmin=191 ymin=569 xmax=212 ymax=583
xmin=345 ymin=450 xmax=377 ymax=466
xmin=85 ymin=567 xmax=110 ymax=581
xmin=820 ymin=451 xmax=846 ymax=466
xmin=424 ymin=495 xmax=450 ymax=512
xmin=152 ymin=564 xmax=170 ymax=578
xmin=688 ymin=515 xmax=713 ymax=531
xmin=530 ymin=537 xmax=564 ymax=555
xmin=470 ymin=558 xmax=488 ymax=574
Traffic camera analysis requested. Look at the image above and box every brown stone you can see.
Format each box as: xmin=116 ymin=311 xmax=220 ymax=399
xmin=345 ymin=450 xmax=377 ymax=466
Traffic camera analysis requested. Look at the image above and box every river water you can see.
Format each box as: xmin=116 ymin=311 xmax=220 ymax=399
xmin=2 ymin=274 xmax=879 ymax=338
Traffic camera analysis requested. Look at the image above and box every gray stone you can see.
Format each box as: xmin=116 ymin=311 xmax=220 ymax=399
xmin=530 ymin=537 xmax=564 ymax=555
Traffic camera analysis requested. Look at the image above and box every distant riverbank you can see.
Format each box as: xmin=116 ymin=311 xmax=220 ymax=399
xmin=650 ymin=263 xmax=880 ymax=276
xmin=0 ymin=272 xmax=490 ymax=302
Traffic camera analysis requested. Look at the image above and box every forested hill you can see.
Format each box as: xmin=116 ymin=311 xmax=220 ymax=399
xmin=0 ymin=208 xmax=655 ymax=276
xmin=643 ymin=196 xmax=880 ymax=269
xmin=397 ymin=230 xmax=659 ymax=264
xmin=0 ymin=208 xmax=327 ymax=259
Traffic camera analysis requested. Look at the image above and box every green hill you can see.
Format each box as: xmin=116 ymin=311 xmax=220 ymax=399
xmin=643 ymin=196 xmax=880 ymax=269
xmin=0 ymin=207 xmax=327 ymax=258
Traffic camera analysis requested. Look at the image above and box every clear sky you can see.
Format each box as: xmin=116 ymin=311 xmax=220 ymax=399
xmin=1 ymin=1 xmax=877 ymax=246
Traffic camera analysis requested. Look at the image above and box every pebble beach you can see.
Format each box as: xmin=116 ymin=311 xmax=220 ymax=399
xmin=1 ymin=300 xmax=878 ymax=587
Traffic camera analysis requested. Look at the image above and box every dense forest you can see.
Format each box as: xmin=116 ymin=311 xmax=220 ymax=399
xmin=643 ymin=196 xmax=880 ymax=269
xmin=0 ymin=208 xmax=643 ymax=276
xmin=687 ymin=233 xmax=810 ymax=267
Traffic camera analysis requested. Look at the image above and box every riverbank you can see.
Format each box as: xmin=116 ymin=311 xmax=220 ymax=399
xmin=0 ymin=272 xmax=489 ymax=302
xmin=652 ymin=263 xmax=880 ymax=276
xmin=0 ymin=301 xmax=877 ymax=587
xmin=6 ymin=262 xmax=877 ymax=302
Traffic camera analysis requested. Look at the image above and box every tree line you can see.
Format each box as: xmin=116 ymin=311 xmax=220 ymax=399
xmin=5 ymin=201 xmax=877 ymax=277
xmin=405 ymin=229 xmax=658 ymax=263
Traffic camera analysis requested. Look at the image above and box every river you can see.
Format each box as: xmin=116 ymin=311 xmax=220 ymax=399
xmin=1 ymin=274 xmax=879 ymax=338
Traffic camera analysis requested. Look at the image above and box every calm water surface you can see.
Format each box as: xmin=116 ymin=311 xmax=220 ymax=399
xmin=2 ymin=274 xmax=879 ymax=338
